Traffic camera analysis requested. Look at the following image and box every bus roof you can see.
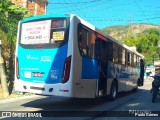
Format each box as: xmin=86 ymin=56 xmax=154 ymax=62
xmin=20 ymin=14 xmax=70 ymax=23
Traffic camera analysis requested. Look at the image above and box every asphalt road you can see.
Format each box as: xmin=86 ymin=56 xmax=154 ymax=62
xmin=0 ymin=77 xmax=160 ymax=120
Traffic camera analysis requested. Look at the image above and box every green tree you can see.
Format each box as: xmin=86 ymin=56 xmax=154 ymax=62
xmin=121 ymin=35 xmax=139 ymax=47
xmin=0 ymin=0 xmax=31 ymax=94
xmin=137 ymin=29 xmax=160 ymax=52
xmin=121 ymin=28 xmax=160 ymax=66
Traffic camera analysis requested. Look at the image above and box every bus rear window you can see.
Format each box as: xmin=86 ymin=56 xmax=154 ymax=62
xmin=20 ymin=19 xmax=68 ymax=45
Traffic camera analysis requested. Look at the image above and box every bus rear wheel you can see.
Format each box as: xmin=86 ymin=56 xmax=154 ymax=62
xmin=109 ymin=81 xmax=118 ymax=101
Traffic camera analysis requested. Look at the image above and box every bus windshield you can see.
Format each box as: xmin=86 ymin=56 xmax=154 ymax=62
xmin=20 ymin=19 xmax=68 ymax=45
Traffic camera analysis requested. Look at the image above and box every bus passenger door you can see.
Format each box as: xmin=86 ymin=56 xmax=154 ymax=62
xmin=95 ymin=39 xmax=109 ymax=96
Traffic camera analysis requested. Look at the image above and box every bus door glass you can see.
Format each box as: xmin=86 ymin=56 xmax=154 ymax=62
xmin=96 ymin=39 xmax=109 ymax=95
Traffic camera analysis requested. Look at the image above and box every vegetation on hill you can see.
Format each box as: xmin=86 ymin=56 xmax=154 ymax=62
xmin=103 ymin=24 xmax=160 ymax=66
xmin=102 ymin=24 xmax=160 ymax=40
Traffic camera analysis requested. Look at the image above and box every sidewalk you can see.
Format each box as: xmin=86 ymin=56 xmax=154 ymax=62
xmin=0 ymin=85 xmax=35 ymax=102
xmin=141 ymin=77 xmax=153 ymax=90
xmin=144 ymin=77 xmax=153 ymax=84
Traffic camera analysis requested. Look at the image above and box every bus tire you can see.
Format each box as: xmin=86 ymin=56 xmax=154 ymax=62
xmin=109 ymin=80 xmax=118 ymax=101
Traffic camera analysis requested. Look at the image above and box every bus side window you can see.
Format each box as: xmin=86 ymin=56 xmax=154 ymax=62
xmin=136 ymin=56 xmax=138 ymax=66
xmin=78 ymin=27 xmax=88 ymax=56
xmin=122 ymin=48 xmax=125 ymax=65
xmin=127 ymin=52 xmax=131 ymax=65
xmin=100 ymin=40 xmax=107 ymax=62
xmin=118 ymin=46 xmax=122 ymax=64
xmin=134 ymin=54 xmax=137 ymax=67
xmin=108 ymin=42 xmax=113 ymax=61
xmin=137 ymin=57 xmax=140 ymax=67
xmin=125 ymin=50 xmax=128 ymax=65
xmin=113 ymin=43 xmax=118 ymax=63
xmin=90 ymin=32 xmax=96 ymax=58
xmin=78 ymin=24 xmax=96 ymax=58
xmin=131 ymin=53 xmax=134 ymax=66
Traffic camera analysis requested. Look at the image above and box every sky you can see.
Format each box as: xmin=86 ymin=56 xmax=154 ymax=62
xmin=47 ymin=0 xmax=160 ymax=29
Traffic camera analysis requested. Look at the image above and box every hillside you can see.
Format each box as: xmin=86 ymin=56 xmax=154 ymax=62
xmin=102 ymin=24 xmax=160 ymax=40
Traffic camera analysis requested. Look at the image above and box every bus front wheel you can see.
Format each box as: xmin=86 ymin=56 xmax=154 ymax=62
xmin=109 ymin=80 xmax=118 ymax=101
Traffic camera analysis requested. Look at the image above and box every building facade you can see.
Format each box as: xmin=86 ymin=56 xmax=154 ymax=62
xmin=11 ymin=0 xmax=47 ymax=15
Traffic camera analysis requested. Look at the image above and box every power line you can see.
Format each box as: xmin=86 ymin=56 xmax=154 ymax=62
xmin=134 ymin=0 xmax=152 ymax=24
xmin=48 ymin=0 xmax=101 ymax=4
xmin=85 ymin=16 xmax=160 ymax=22
xmin=47 ymin=0 xmax=108 ymax=12
xmin=47 ymin=0 xmax=135 ymax=12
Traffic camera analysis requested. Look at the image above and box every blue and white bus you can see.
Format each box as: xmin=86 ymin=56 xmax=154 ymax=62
xmin=15 ymin=14 xmax=144 ymax=100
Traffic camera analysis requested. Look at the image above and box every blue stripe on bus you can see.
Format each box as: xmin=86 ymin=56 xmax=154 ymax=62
xmin=45 ymin=45 xmax=68 ymax=84
xmin=81 ymin=58 xmax=140 ymax=80
xmin=107 ymin=62 xmax=140 ymax=80
xmin=81 ymin=57 xmax=99 ymax=79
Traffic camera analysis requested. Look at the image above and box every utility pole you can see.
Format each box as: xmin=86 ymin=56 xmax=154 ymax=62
xmin=0 ymin=40 xmax=9 ymax=98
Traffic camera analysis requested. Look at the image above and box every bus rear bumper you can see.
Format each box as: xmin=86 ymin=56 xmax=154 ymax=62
xmin=14 ymin=79 xmax=73 ymax=97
